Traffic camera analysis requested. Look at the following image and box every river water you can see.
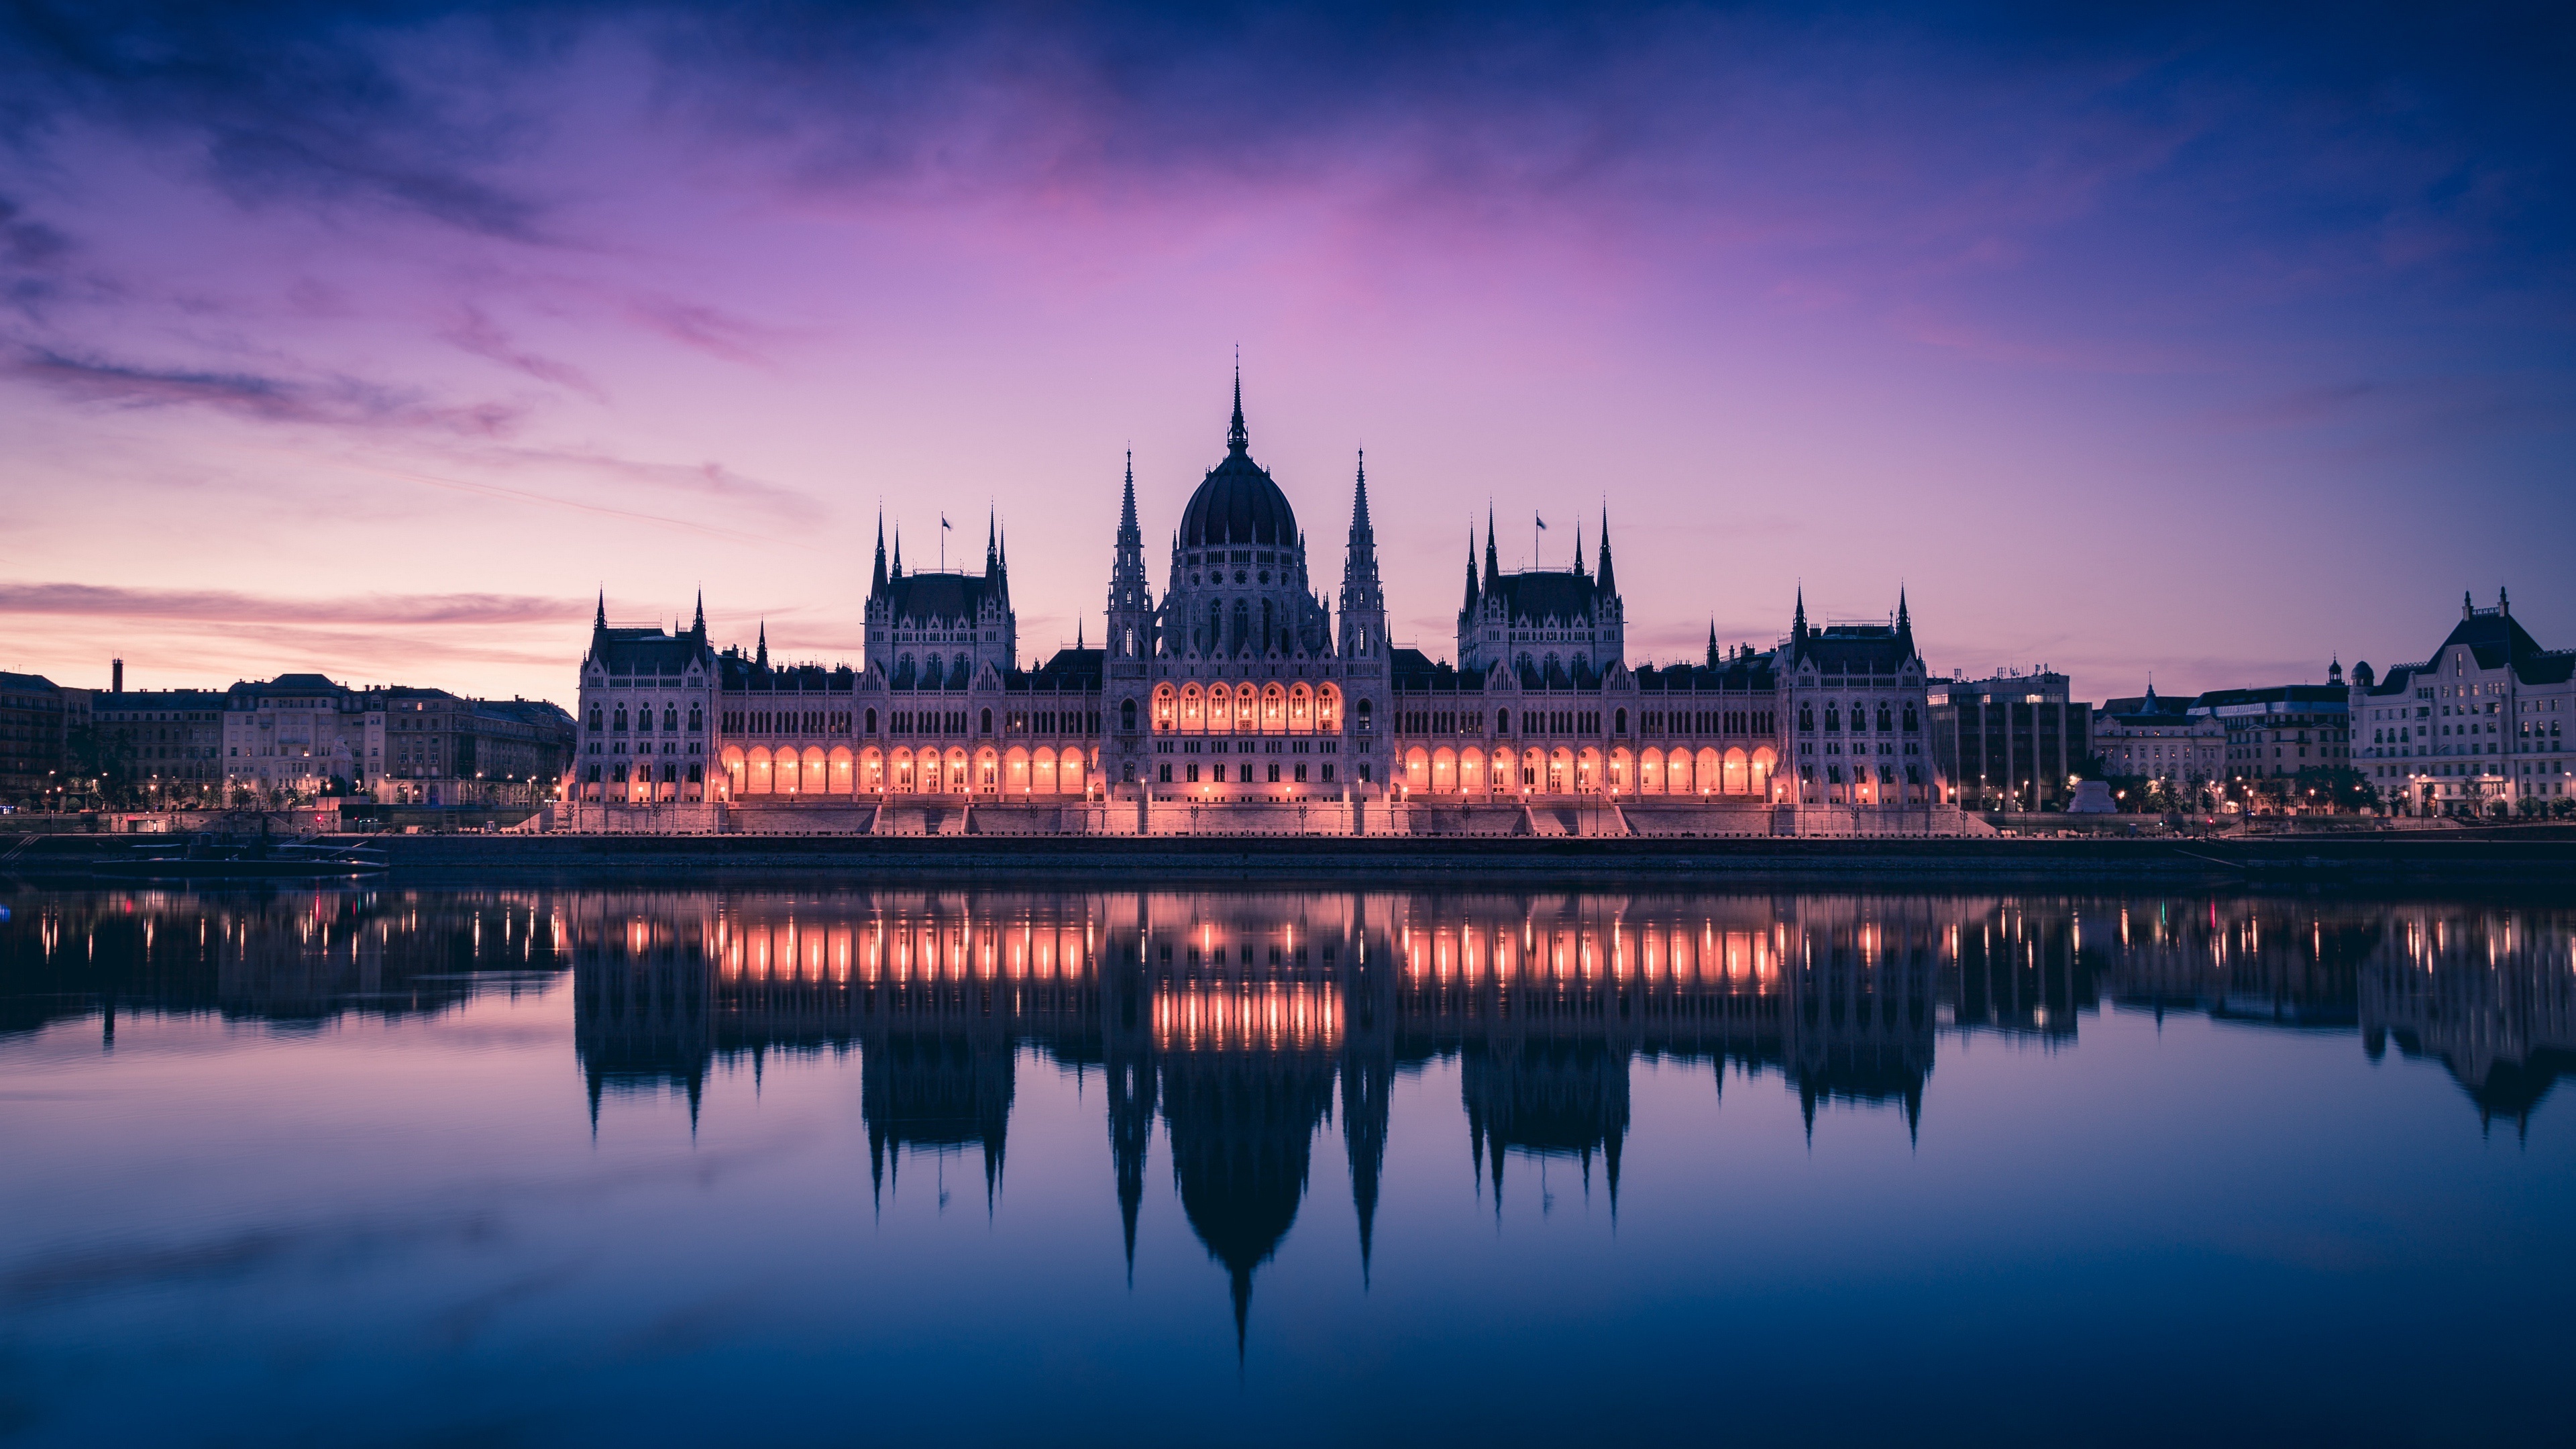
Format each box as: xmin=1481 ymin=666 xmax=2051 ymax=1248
xmin=2 ymin=882 xmax=2569 ymax=1447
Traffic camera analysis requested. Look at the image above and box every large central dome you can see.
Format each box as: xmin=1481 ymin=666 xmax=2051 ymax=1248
xmin=1177 ymin=376 xmax=1298 ymax=548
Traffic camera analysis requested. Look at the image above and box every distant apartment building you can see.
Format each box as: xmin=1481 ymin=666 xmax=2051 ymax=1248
xmin=0 ymin=672 xmax=71 ymax=807
xmin=91 ymin=667 xmax=231 ymax=799
xmin=2092 ymin=685 xmax=2224 ymax=784
xmin=2194 ymin=669 xmax=2351 ymax=787
xmin=378 ymin=690 xmax=576 ymax=804
xmin=1926 ymin=669 xmax=2094 ymax=811
xmin=221 ymin=674 xmax=576 ymax=806
xmin=2351 ymin=590 xmax=2573 ymax=815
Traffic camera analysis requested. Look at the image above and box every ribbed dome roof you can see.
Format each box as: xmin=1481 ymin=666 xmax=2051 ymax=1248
xmin=1177 ymin=373 xmax=1299 ymax=548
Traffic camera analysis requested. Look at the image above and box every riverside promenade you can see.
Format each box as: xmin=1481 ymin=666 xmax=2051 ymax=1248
xmin=12 ymin=826 xmax=2576 ymax=887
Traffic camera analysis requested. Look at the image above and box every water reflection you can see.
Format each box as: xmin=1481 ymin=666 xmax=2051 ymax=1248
xmin=7 ymin=883 xmax=2574 ymax=1338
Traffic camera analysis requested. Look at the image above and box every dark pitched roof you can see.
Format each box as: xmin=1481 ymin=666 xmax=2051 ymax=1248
xmin=1482 ymin=570 xmax=1603 ymax=625
xmin=93 ymin=690 xmax=229 ymax=710
xmin=592 ymin=627 xmax=712 ymax=676
xmin=878 ymin=570 xmax=1002 ymax=624
xmin=1390 ymin=648 xmax=1461 ymax=690
xmin=2370 ymin=606 xmax=2575 ymax=692
xmin=1024 ymin=647 xmax=1103 ymax=688
xmin=1787 ymin=623 xmax=1915 ymax=675
xmin=475 ymin=698 xmax=576 ymax=731
xmin=1636 ymin=653 xmax=1777 ymax=692
xmin=2193 ymin=684 xmax=2348 ymax=711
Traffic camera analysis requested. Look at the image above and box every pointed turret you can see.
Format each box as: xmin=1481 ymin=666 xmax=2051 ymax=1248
xmin=755 ymin=621 xmax=768 ymax=670
xmin=594 ymin=588 xmax=606 ymax=630
xmin=1106 ymin=449 xmax=1154 ymax=663
xmin=985 ymin=508 xmax=998 ymax=574
xmin=1118 ymin=449 xmax=1141 ymax=545
xmin=1790 ymin=586 xmax=1811 ymax=665
xmin=1894 ymin=586 xmax=1914 ymax=657
xmin=1484 ymin=504 xmax=1500 ymax=582
xmin=1461 ymin=527 xmax=1481 ymax=616
xmin=1338 ymin=451 xmax=1385 ymax=659
xmin=1572 ymin=518 xmax=1586 ymax=578
xmin=691 ymin=589 xmax=706 ymax=643
xmin=892 ymin=527 xmax=904 ymax=579
xmin=1596 ymin=506 xmax=1617 ymax=600
xmin=1707 ymin=621 xmax=1720 ymax=669
xmin=871 ymin=512 xmax=888 ymax=596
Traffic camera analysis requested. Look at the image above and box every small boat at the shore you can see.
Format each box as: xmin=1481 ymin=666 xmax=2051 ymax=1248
xmin=91 ymin=835 xmax=388 ymax=881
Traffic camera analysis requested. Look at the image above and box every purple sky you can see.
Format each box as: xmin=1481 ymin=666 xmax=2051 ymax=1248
xmin=2 ymin=2 xmax=2569 ymax=704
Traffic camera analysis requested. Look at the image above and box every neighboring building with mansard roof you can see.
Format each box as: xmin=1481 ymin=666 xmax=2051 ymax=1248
xmin=564 ymin=367 xmax=1966 ymax=833
xmin=2353 ymin=588 xmax=2575 ymax=816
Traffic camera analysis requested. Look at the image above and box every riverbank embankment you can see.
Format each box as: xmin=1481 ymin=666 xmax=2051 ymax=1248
xmin=11 ymin=827 xmax=2575 ymax=888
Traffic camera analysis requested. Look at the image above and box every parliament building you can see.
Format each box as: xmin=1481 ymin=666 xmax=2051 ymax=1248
xmin=566 ymin=375 xmax=1964 ymax=835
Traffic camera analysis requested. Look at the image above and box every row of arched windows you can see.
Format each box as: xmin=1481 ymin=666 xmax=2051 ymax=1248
xmin=1150 ymin=682 xmax=1346 ymax=735
xmin=714 ymin=745 xmax=1093 ymax=797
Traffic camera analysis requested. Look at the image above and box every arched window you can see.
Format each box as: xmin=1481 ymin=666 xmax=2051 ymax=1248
xmin=662 ymin=706 xmax=678 ymax=731
xmin=1356 ymin=698 xmax=1373 ymax=731
xmin=1825 ymin=706 xmax=1840 ymax=731
xmin=1260 ymin=599 xmax=1275 ymax=653
xmin=1206 ymin=601 xmax=1222 ymax=653
xmin=612 ymin=706 xmax=627 ymax=731
xmin=687 ymin=705 xmax=702 ymax=731
xmin=864 ymin=707 xmax=877 ymax=734
xmin=925 ymin=653 xmax=943 ymax=685
xmin=1496 ymin=708 xmax=1511 ymax=734
xmin=1799 ymin=704 xmax=1815 ymax=731
xmin=1121 ymin=698 xmax=1138 ymax=732
xmin=979 ymin=707 xmax=994 ymax=735
xmin=587 ymin=705 xmax=602 ymax=730
xmin=1877 ymin=704 xmax=1893 ymax=733
xmin=1614 ymin=708 xmax=1627 ymax=735
xmin=1902 ymin=705 xmax=1918 ymax=731
xmin=1232 ymin=599 xmax=1250 ymax=654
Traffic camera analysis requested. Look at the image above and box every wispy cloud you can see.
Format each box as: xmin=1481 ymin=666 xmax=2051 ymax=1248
xmin=625 ymin=295 xmax=788 ymax=368
xmin=439 ymin=303 xmax=604 ymax=399
xmin=7 ymin=347 xmax=525 ymax=436
xmin=0 ymin=582 xmax=577 ymax=627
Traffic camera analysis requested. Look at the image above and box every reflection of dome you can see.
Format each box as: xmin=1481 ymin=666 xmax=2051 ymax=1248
xmin=1177 ymin=375 xmax=1298 ymax=547
xmin=1161 ymin=1049 xmax=1337 ymax=1353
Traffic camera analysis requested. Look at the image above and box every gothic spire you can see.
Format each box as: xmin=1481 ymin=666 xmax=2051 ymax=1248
xmin=1792 ymin=586 xmax=1810 ymax=661
xmin=892 ymin=526 xmax=904 ymax=579
xmin=1118 ymin=449 xmax=1140 ymax=545
xmin=985 ymin=507 xmax=998 ymax=574
xmin=1462 ymin=527 xmax=1481 ymax=614
xmin=755 ymin=621 xmax=768 ymax=669
xmin=1894 ymin=586 xmax=1913 ymax=656
xmin=593 ymin=588 xmax=605 ymax=631
xmin=1228 ymin=357 xmax=1248 ymax=453
xmin=1597 ymin=507 xmax=1617 ymax=599
xmin=871 ymin=511 xmax=888 ymax=596
xmin=692 ymin=588 xmax=705 ymax=641
xmin=1350 ymin=450 xmax=1373 ymax=534
xmin=1707 ymin=621 xmax=1719 ymax=669
xmin=1572 ymin=518 xmax=1585 ymax=578
xmin=1485 ymin=504 xmax=1500 ymax=582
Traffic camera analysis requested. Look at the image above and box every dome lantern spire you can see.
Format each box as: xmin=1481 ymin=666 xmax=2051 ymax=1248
xmin=1228 ymin=352 xmax=1248 ymax=453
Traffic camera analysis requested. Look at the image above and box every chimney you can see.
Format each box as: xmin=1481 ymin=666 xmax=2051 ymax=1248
xmin=112 ymin=658 xmax=123 ymax=693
